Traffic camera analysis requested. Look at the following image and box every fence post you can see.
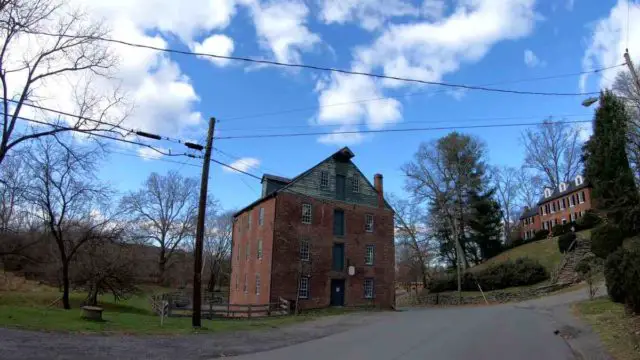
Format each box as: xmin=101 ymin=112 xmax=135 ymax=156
xmin=248 ymin=304 xmax=252 ymax=319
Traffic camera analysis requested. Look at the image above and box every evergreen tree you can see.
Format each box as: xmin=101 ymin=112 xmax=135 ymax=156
xmin=468 ymin=189 xmax=504 ymax=260
xmin=583 ymin=90 xmax=640 ymax=234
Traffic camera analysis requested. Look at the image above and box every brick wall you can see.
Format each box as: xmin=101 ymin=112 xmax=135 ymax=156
xmin=270 ymin=192 xmax=395 ymax=310
xmin=229 ymin=197 xmax=276 ymax=305
xmin=538 ymin=188 xmax=592 ymax=230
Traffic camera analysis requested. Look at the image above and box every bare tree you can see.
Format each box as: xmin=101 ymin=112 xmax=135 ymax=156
xmin=121 ymin=171 xmax=198 ymax=285
xmin=389 ymin=195 xmax=433 ymax=289
xmin=522 ymin=120 xmax=582 ymax=188
xmin=205 ymin=209 xmax=231 ymax=292
xmin=491 ymin=166 xmax=519 ymax=240
xmin=23 ymin=136 xmax=112 ymax=309
xmin=0 ymin=0 xmax=127 ymax=165
xmin=516 ymin=168 xmax=543 ymax=209
xmin=0 ymin=149 xmax=28 ymax=232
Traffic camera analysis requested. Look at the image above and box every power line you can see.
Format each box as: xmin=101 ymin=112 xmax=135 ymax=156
xmin=210 ymin=158 xmax=262 ymax=180
xmin=213 ymin=119 xmax=593 ymax=140
xmin=108 ymin=149 xmax=202 ymax=168
xmin=2 ymin=97 xmax=204 ymax=150
xmin=217 ymin=113 xmax=593 ymax=132
xmin=21 ymin=28 xmax=603 ymax=97
xmin=7 ymin=112 xmax=184 ymax=157
xmin=216 ymin=64 xmax=624 ymax=124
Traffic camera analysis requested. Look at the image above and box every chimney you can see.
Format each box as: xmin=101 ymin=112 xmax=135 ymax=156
xmin=374 ymin=174 xmax=384 ymax=208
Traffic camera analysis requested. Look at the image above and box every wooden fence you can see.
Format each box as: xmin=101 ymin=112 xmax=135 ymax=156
xmin=150 ymin=292 xmax=291 ymax=319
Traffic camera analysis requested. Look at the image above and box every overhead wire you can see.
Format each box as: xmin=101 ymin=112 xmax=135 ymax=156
xmin=20 ymin=28 xmax=605 ymax=97
xmin=108 ymin=149 xmax=202 ymax=168
xmin=213 ymin=119 xmax=593 ymax=140
xmin=2 ymin=97 xmax=204 ymax=150
xmin=216 ymin=64 xmax=625 ymax=124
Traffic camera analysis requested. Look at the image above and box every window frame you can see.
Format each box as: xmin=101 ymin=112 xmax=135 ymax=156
xmin=365 ymin=214 xmax=374 ymax=232
xmin=364 ymin=278 xmax=374 ymax=299
xmin=248 ymin=212 xmax=252 ymax=230
xmin=259 ymin=207 xmax=264 ymax=226
xmin=255 ymin=273 xmax=261 ymax=295
xmin=300 ymin=240 xmax=310 ymax=262
xmin=352 ymin=176 xmax=360 ymax=193
xmin=320 ymin=171 xmax=329 ymax=189
xmin=299 ymin=277 xmax=309 ymax=299
xmin=302 ymin=203 xmax=312 ymax=224
xmin=243 ymin=274 xmax=248 ymax=294
xmin=365 ymin=244 xmax=375 ymax=265
xmin=257 ymin=239 xmax=263 ymax=260
xmin=579 ymin=191 xmax=585 ymax=203
xmin=333 ymin=209 xmax=345 ymax=236
xmin=570 ymin=195 xmax=575 ymax=207
xmin=246 ymin=241 xmax=250 ymax=260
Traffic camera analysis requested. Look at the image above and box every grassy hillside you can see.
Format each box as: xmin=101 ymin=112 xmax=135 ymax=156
xmin=470 ymin=230 xmax=592 ymax=274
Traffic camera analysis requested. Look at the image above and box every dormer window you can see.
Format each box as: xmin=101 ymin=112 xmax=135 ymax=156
xmin=575 ymin=175 xmax=584 ymax=186
xmin=544 ymin=188 xmax=552 ymax=198
xmin=559 ymin=182 xmax=567 ymax=192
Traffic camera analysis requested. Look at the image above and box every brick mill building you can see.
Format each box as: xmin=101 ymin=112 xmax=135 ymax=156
xmin=229 ymin=147 xmax=395 ymax=310
xmin=520 ymin=175 xmax=593 ymax=240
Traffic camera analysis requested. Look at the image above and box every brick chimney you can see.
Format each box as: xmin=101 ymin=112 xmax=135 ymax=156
xmin=374 ymin=174 xmax=384 ymax=208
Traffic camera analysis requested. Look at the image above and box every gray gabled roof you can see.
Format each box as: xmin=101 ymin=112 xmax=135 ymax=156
xmin=261 ymin=174 xmax=291 ymax=184
xmin=536 ymin=179 xmax=591 ymax=205
xmin=519 ymin=207 xmax=538 ymax=219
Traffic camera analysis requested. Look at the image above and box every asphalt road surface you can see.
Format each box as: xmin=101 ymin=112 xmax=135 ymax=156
xmin=0 ymin=287 xmax=610 ymax=360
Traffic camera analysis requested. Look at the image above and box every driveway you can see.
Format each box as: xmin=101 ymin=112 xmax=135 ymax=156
xmin=0 ymin=288 xmax=610 ymax=360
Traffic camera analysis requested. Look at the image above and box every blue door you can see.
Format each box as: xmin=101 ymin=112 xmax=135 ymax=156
xmin=330 ymin=279 xmax=345 ymax=306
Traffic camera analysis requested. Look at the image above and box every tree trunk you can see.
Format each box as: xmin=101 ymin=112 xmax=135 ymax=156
xmin=86 ymin=284 xmax=99 ymax=306
xmin=62 ymin=261 xmax=71 ymax=309
xmin=158 ymin=250 xmax=166 ymax=285
xmin=207 ymin=271 xmax=216 ymax=292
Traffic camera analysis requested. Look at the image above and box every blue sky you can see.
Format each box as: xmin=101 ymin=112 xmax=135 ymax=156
xmin=64 ymin=0 xmax=639 ymax=211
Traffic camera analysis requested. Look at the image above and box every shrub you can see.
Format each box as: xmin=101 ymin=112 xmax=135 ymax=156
xmin=511 ymin=238 xmax=524 ymax=247
xmin=552 ymin=223 xmax=573 ymax=237
xmin=591 ymin=224 xmax=625 ymax=259
xmin=533 ymin=229 xmax=550 ymax=241
xmin=427 ymin=257 xmax=548 ymax=293
xmin=575 ymin=210 xmax=601 ymax=231
xmin=558 ymin=232 xmax=577 ymax=253
xmin=604 ymin=248 xmax=627 ymax=303
xmin=622 ymin=250 xmax=640 ymax=314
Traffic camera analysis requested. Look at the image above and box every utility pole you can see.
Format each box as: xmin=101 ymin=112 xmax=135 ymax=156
xmin=192 ymin=117 xmax=216 ymax=328
xmin=624 ymin=49 xmax=640 ymax=92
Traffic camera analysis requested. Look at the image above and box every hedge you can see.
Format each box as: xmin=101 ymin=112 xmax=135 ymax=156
xmin=591 ymin=224 xmax=625 ymax=259
xmin=552 ymin=223 xmax=573 ymax=237
xmin=533 ymin=229 xmax=550 ymax=241
xmin=604 ymin=248 xmax=640 ymax=314
xmin=558 ymin=232 xmax=576 ymax=253
xmin=428 ymin=257 xmax=549 ymax=293
xmin=575 ymin=210 xmax=601 ymax=231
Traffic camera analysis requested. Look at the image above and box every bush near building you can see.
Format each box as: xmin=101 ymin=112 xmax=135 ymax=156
xmin=428 ymin=257 xmax=548 ymax=293
xmin=552 ymin=223 xmax=573 ymax=237
xmin=575 ymin=210 xmax=601 ymax=231
xmin=604 ymin=248 xmax=640 ymax=314
xmin=591 ymin=224 xmax=625 ymax=259
xmin=533 ymin=229 xmax=550 ymax=241
xmin=558 ymin=232 xmax=577 ymax=253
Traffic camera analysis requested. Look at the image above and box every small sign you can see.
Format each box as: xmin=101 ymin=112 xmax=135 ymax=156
xmin=348 ymin=266 xmax=355 ymax=276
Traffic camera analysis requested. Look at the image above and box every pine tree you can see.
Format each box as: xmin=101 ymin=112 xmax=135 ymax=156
xmin=583 ymin=90 xmax=640 ymax=234
xmin=468 ymin=189 xmax=504 ymax=260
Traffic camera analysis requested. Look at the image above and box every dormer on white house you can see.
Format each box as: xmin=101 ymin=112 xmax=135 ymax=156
xmin=559 ymin=182 xmax=567 ymax=192
xmin=544 ymin=187 xmax=552 ymax=198
xmin=575 ymin=175 xmax=584 ymax=186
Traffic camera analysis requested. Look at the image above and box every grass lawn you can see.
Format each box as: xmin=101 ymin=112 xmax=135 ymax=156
xmin=0 ymin=284 xmax=358 ymax=335
xmin=573 ymin=298 xmax=640 ymax=360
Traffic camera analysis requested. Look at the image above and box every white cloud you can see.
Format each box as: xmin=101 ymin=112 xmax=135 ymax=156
xmin=524 ymin=49 xmax=544 ymax=67
xmin=580 ymin=0 xmax=640 ymax=92
xmin=244 ymin=0 xmax=320 ymax=64
xmin=137 ymin=147 xmax=167 ymax=160
xmin=223 ymin=157 xmax=261 ymax=173
xmin=318 ymin=126 xmax=366 ymax=146
xmin=422 ymin=0 xmax=447 ymax=20
xmin=192 ymin=34 xmax=235 ymax=66
xmin=314 ymin=0 xmax=538 ymax=145
xmin=318 ymin=0 xmax=419 ymax=31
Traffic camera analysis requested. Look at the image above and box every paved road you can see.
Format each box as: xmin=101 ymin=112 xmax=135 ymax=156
xmin=0 ymin=287 xmax=610 ymax=360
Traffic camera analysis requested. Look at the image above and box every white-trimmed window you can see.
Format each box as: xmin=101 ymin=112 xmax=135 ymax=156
xmin=299 ymin=277 xmax=309 ymax=299
xmin=257 ymin=240 xmax=263 ymax=260
xmin=255 ymin=274 xmax=261 ymax=295
xmin=300 ymin=240 xmax=310 ymax=261
xmin=579 ymin=191 xmax=585 ymax=203
xmin=562 ymin=218 xmax=567 ymax=224
xmin=352 ymin=176 xmax=360 ymax=193
xmin=320 ymin=171 xmax=329 ymax=189
xmin=559 ymin=182 xmax=567 ymax=192
xmin=302 ymin=203 xmax=312 ymax=224
xmin=365 ymin=245 xmax=375 ymax=265
xmin=544 ymin=188 xmax=552 ymax=198
xmin=365 ymin=214 xmax=374 ymax=232
xmin=570 ymin=195 xmax=575 ymax=207
xmin=541 ymin=206 xmax=546 ymax=215
xmin=551 ymin=202 xmax=556 ymax=213
xmin=561 ymin=198 xmax=566 ymax=210
xmin=575 ymin=175 xmax=584 ymax=186
xmin=259 ymin=207 xmax=264 ymax=226
xmin=248 ymin=212 xmax=252 ymax=229
xmin=364 ymin=278 xmax=374 ymax=299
